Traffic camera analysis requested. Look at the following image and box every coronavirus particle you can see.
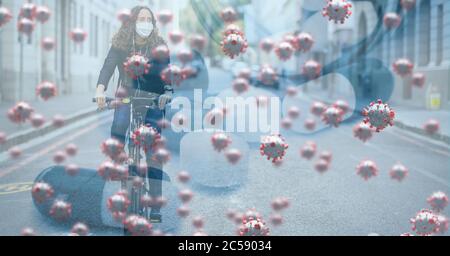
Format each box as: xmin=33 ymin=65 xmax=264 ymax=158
xmin=322 ymin=0 xmax=352 ymax=24
xmin=410 ymin=209 xmax=440 ymax=236
xmin=98 ymin=161 xmax=128 ymax=181
xmin=393 ymin=58 xmax=413 ymax=77
xmin=427 ymin=191 xmax=448 ymax=212
xmin=232 ymin=78 xmax=250 ymax=94
xmin=124 ymin=215 xmax=153 ymax=236
xmin=30 ymin=113 xmax=46 ymax=128
xmin=322 ymin=105 xmax=344 ymax=127
xmin=300 ymin=141 xmax=316 ymax=160
xmin=225 ymin=148 xmax=242 ymax=165
xmin=302 ymin=60 xmax=322 ymax=80
xmin=315 ymin=159 xmax=330 ymax=173
xmin=383 ymin=12 xmax=401 ymax=29
xmin=36 ymin=81 xmax=57 ymax=101
xmin=169 ymin=30 xmax=184 ymax=45
xmin=131 ymin=125 xmax=160 ymax=153
xmin=221 ymin=31 xmax=248 ymax=59
xmin=107 ymin=191 xmax=130 ymax=221
xmin=41 ymin=37 xmax=56 ymax=51
xmin=411 ymin=73 xmax=426 ymax=88
xmin=123 ymin=53 xmax=150 ymax=80
xmin=32 ymin=182 xmax=54 ymax=204
xmin=49 ymin=200 xmax=72 ymax=222
xmin=436 ymin=215 xmax=449 ymax=235
xmin=0 ymin=7 xmax=13 ymax=27
xmin=69 ymin=28 xmax=87 ymax=43
xmin=260 ymin=38 xmax=274 ymax=53
xmin=260 ymin=134 xmax=289 ymax=163
xmin=101 ymin=138 xmax=125 ymax=161
xmin=220 ymin=7 xmax=238 ymax=23
xmin=258 ymin=65 xmax=278 ymax=86
xmin=117 ymin=8 xmax=131 ymax=24
xmin=152 ymin=148 xmax=171 ymax=165
xmin=239 ymin=217 xmax=269 ymax=236
xmin=389 ymin=163 xmax=409 ymax=182
xmin=8 ymin=102 xmax=34 ymax=124
xmin=190 ymin=34 xmax=207 ymax=51
xmin=294 ymin=33 xmax=314 ymax=52
xmin=275 ymin=41 xmax=294 ymax=62
xmin=18 ymin=18 xmax=35 ymax=36
xmin=353 ymin=122 xmax=374 ymax=143
xmin=423 ymin=119 xmax=440 ymax=135
xmin=362 ymin=99 xmax=395 ymax=132
xmin=35 ymin=6 xmax=51 ymax=24
xmin=287 ymin=106 xmax=301 ymax=119
xmin=177 ymin=49 xmax=193 ymax=65
xmin=401 ymin=0 xmax=416 ymax=11
xmin=71 ymin=223 xmax=90 ymax=236
xmin=356 ymin=160 xmax=378 ymax=180
xmin=156 ymin=10 xmax=173 ymax=26
xmin=161 ymin=65 xmax=184 ymax=86
xmin=211 ymin=132 xmax=232 ymax=152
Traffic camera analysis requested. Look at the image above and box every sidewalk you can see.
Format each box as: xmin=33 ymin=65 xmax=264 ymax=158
xmin=301 ymin=85 xmax=450 ymax=144
xmin=0 ymin=93 xmax=98 ymax=153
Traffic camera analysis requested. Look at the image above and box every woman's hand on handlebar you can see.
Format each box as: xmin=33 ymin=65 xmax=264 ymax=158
xmin=95 ymin=84 xmax=107 ymax=109
xmin=158 ymin=92 xmax=172 ymax=110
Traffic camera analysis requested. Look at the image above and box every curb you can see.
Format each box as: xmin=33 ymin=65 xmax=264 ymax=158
xmin=0 ymin=107 xmax=99 ymax=154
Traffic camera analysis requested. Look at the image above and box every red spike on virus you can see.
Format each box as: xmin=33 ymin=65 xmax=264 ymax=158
xmin=0 ymin=7 xmax=13 ymax=27
xmin=156 ymin=10 xmax=173 ymax=26
xmin=169 ymin=30 xmax=184 ymax=44
xmin=356 ymin=160 xmax=378 ymax=180
xmin=36 ymin=81 xmax=57 ymax=101
xmin=32 ymin=182 xmax=54 ymax=204
xmin=393 ymin=58 xmax=413 ymax=77
xmin=221 ymin=31 xmax=248 ymax=59
xmin=211 ymin=132 xmax=232 ymax=152
xmin=123 ymin=53 xmax=150 ymax=80
xmin=362 ymin=99 xmax=395 ymax=132
xmin=410 ymin=209 xmax=440 ymax=236
xmin=389 ymin=163 xmax=409 ymax=182
xmin=260 ymin=134 xmax=289 ymax=163
xmin=69 ymin=28 xmax=87 ymax=43
xmin=427 ymin=191 xmax=448 ymax=212
xmin=275 ymin=41 xmax=294 ymax=62
xmin=383 ymin=12 xmax=401 ymax=29
xmin=322 ymin=0 xmax=352 ymax=24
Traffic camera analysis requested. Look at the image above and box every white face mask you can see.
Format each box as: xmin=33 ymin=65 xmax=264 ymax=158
xmin=136 ymin=22 xmax=154 ymax=38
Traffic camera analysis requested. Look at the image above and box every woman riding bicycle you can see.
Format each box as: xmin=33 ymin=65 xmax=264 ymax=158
xmin=95 ymin=5 xmax=172 ymax=222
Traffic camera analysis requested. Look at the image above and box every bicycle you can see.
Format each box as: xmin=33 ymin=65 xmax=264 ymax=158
xmin=93 ymin=91 xmax=168 ymax=226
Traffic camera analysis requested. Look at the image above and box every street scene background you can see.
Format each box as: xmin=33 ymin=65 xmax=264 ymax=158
xmin=0 ymin=0 xmax=449 ymax=236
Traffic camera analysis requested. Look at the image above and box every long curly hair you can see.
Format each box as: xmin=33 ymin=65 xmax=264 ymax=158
xmin=112 ymin=6 xmax=166 ymax=52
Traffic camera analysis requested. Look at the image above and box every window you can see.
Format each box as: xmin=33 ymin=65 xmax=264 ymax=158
xmin=418 ymin=0 xmax=431 ymax=66
xmin=436 ymin=4 xmax=443 ymax=65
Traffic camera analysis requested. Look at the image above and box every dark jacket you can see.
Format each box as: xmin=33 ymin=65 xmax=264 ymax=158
xmin=97 ymin=46 xmax=170 ymax=95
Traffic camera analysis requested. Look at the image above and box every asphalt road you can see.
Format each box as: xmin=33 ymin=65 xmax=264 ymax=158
xmin=0 ymin=99 xmax=448 ymax=236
